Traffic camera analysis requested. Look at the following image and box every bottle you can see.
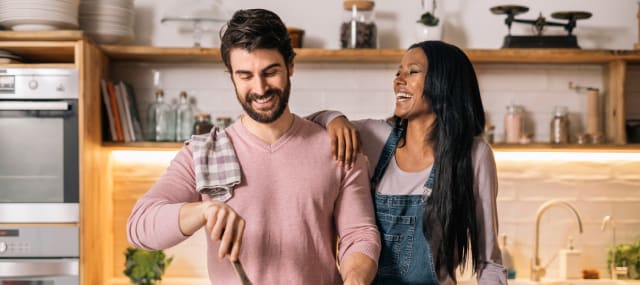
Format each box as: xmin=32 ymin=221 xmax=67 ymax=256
xmin=145 ymin=89 xmax=174 ymax=141
xmin=193 ymin=113 xmax=214 ymax=135
xmin=500 ymin=234 xmax=517 ymax=279
xmin=559 ymin=236 xmax=582 ymax=280
xmin=504 ymin=104 xmax=523 ymax=144
xmin=175 ymin=91 xmax=194 ymax=141
xmin=550 ymin=106 xmax=570 ymax=144
xmin=340 ymin=0 xmax=377 ymax=48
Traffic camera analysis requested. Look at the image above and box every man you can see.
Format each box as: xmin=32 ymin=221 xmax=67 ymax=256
xmin=127 ymin=8 xmax=380 ymax=285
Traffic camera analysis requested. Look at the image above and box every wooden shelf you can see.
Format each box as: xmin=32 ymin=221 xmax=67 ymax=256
xmin=102 ymin=141 xmax=640 ymax=152
xmin=0 ymin=41 xmax=77 ymax=63
xmin=0 ymin=63 xmax=76 ymax=69
xmin=105 ymin=277 xmax=209 ymax=285
xmin=492 ymin=143 xmax=640 ymax=152
xmin=0 ymin=30 xmax=84 ymax=41
xmin=99 ymin=45 xmax=640 ymax=64
xmin=101 ymin=45 xmax=222 ymax=63
xmin=103 ymin=141 xmax=184 ymax=150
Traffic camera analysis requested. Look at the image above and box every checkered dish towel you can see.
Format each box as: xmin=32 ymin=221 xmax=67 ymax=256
xmin=188 ymin=127 xmax=241 ymax=202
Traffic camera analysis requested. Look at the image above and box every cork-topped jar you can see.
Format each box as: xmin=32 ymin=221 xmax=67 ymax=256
xmin=340 ymin=0 xmax=377 ymax=48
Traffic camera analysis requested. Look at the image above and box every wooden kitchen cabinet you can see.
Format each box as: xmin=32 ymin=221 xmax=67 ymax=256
xmin=2 ymin=30 xmax=640 ymax=285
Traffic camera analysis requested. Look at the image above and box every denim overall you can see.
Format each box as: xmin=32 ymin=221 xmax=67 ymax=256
xmin=371 ymin=124 xmax=439 ymax=285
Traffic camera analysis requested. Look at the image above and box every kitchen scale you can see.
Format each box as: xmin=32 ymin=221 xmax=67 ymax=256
xmin=490 ymin=5 xmax=592 ymax=49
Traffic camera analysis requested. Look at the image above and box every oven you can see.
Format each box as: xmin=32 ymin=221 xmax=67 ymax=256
xmin=0 ymin=68 xmax=79 ymax=223
xmin=0 ymin=68 xmax=79 ymax=284
xmin=0 ymin=226 xmax=79 ymax=285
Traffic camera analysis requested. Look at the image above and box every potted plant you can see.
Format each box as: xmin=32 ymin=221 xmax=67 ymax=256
xmin=124 ymin=247 xmax=173 ymax=285
xmin=608 ymin=240 xmax=640 ymax=279
xmin=416 ymin=0 xmax=443 ymax=41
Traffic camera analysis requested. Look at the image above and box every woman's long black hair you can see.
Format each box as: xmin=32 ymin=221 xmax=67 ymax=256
xmin=397 ymin=41 xmax=485 ymax=279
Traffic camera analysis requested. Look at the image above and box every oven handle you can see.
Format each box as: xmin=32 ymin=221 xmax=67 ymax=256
xmin=0 ymin=259 xmax=78 ymax=277
xmin=0 ymin=101 xmax=69 ymax=111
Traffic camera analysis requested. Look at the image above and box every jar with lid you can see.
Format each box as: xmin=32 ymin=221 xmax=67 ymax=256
xmin=550 ymin=106 xmax=570 ymax=144
xmin=340 ymin=0 xmax=377 ymax=48
xmin=504 ymin=105 xmax=523 ymax=144
xmin=193 ymin=113 xmax=214 ymax=135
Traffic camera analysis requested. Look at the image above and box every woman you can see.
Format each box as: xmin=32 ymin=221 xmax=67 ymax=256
xmin=309 ymin=41 xmax=506 ymax=284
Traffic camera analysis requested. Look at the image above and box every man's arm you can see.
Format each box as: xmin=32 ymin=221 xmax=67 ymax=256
xmin=179 ymin=200 xmax=246 ymax=261
xmin=334 ymin=153 xmax=381 ymax=284
xmin=127 ymin=146 xmax=246 ymax=261
xmin=340 ymin=252 xmax=377 ymax=284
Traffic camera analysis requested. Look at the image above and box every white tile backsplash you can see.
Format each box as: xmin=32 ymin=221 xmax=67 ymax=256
xmin=109 ymin=61 xmax=640 ymax=280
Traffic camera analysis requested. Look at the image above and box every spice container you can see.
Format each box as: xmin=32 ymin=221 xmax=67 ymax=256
xmin=484 ymin=124 xmax=495 ymax=144
xmin=550 ymin=106 xmax=570 ymax=144
xmin=193 ymin=113 xmax=214 ymax=135
xmin=504 ymin=105 xmax=523 ymax=144
xmin=340 ymin=0 xmax=377 ymax=48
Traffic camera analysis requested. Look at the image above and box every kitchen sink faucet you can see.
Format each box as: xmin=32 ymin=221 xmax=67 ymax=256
xmin=531 ymin=199 xmax=584 ymax=281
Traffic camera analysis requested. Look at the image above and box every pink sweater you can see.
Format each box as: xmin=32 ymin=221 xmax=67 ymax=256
xmin=127 ymin=115 xmax=381 ymax=284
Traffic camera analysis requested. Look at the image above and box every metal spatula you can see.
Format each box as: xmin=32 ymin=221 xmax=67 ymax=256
xmin=231 ymin=259 xmax=253 ymax=285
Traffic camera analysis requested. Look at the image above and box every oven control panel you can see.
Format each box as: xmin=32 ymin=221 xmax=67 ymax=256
xmin=0 ymin=227 xmax=78 ymax=258
xmin=0 ymin=240 xmax=31 ymax=254
xmin=0 ymin=68 xmax=78 ymax=100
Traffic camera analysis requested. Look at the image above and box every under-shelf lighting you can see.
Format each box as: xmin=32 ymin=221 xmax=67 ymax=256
xmin=111 ymin=150 xmax=640 ymax=164
xmin=494 ymin=151 xmax=640 ymax=161
xmin=111 ymin=150 xmax=178 ymax=164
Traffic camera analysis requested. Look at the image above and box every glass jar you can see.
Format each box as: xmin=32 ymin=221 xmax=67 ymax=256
xmin=340 ymin=0 xmax=377 ymax=48
xmin=193 ymin=113 xmax=214 ymax=135
xmin=550 ymin=106 xmax=570 ymax=144
xmin=504 ymin=105 xmax=523 ymax=144
xmin=215 ymin=116 xmax=232 ymax=129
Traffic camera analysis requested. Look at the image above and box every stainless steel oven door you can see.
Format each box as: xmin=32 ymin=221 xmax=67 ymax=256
xmin=0 ymin=259 xmax=79 ymax=285
xmin=0 ymin=100 xmax=78 ymax=223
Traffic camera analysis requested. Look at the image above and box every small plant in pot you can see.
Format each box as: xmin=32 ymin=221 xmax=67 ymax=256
xmin=415 ymin=0 xmax=442 ymax=41
xmin=124 ymin=247 xmax=173 ymax=285
xmin=418 ymin=0 xmax=440 ymax=27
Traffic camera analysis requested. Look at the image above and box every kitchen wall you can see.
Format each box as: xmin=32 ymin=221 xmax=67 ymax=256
xmin=131 ymin=0 xmax=638 ymax=49
xmin=113 ymin=0 xmax=640 ymax=281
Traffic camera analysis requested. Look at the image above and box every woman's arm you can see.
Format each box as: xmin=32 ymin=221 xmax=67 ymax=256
xmin=306 ymin=110 xmax=360 ymax=168
xmin=473 ymin=140 xmax=508 ymax=285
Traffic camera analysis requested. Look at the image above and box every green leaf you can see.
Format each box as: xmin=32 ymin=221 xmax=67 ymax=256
xmin=418 ymin=12 xmax=440 ymax=26
xmin=123 ymin=247 xmax=173 ymax=285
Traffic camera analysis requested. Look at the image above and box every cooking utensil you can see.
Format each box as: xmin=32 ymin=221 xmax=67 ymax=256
xmin=231 ymin=260 xmax=253 ymax=285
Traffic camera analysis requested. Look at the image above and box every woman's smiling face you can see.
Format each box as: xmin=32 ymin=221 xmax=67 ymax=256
xmin=393 ymin=47 xmax=431 ymax=120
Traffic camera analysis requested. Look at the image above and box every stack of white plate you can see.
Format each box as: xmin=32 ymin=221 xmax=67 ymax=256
xmin=80 ymin=0 xmax=134 ymax=44
xmin=0 ymin=0 xmax=79 ymax=31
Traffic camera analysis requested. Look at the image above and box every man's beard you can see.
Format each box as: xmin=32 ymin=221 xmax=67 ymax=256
xmin=237 ymin=78 xmax=291 ymax=123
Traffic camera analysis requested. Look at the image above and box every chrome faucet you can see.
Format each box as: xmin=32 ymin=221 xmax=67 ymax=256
xmin=602 ymin=216 xmax=617 ymax=279
xmin=531 ymin=199 xmax=584 ymax=281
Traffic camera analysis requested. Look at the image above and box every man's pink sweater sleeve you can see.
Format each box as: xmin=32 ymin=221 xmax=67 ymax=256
xmin=127 ymin=147 xmax=201 ymax=250
xmin=335 ymin=153 xmax=381 ymax=265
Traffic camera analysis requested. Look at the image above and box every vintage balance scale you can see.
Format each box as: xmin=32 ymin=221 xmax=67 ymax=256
xmin=490 ymin=5 xmax=592 ymax=48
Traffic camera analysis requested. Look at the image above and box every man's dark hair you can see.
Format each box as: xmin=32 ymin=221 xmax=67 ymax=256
xmin=220 ymin=9 xmax=295 ymax=72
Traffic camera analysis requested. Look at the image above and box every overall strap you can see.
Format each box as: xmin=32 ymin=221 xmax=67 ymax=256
xmin=370 ymin=123 xmax=405 ymax=190
xmin=370 ymin=123 xmax=436 ymax=192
